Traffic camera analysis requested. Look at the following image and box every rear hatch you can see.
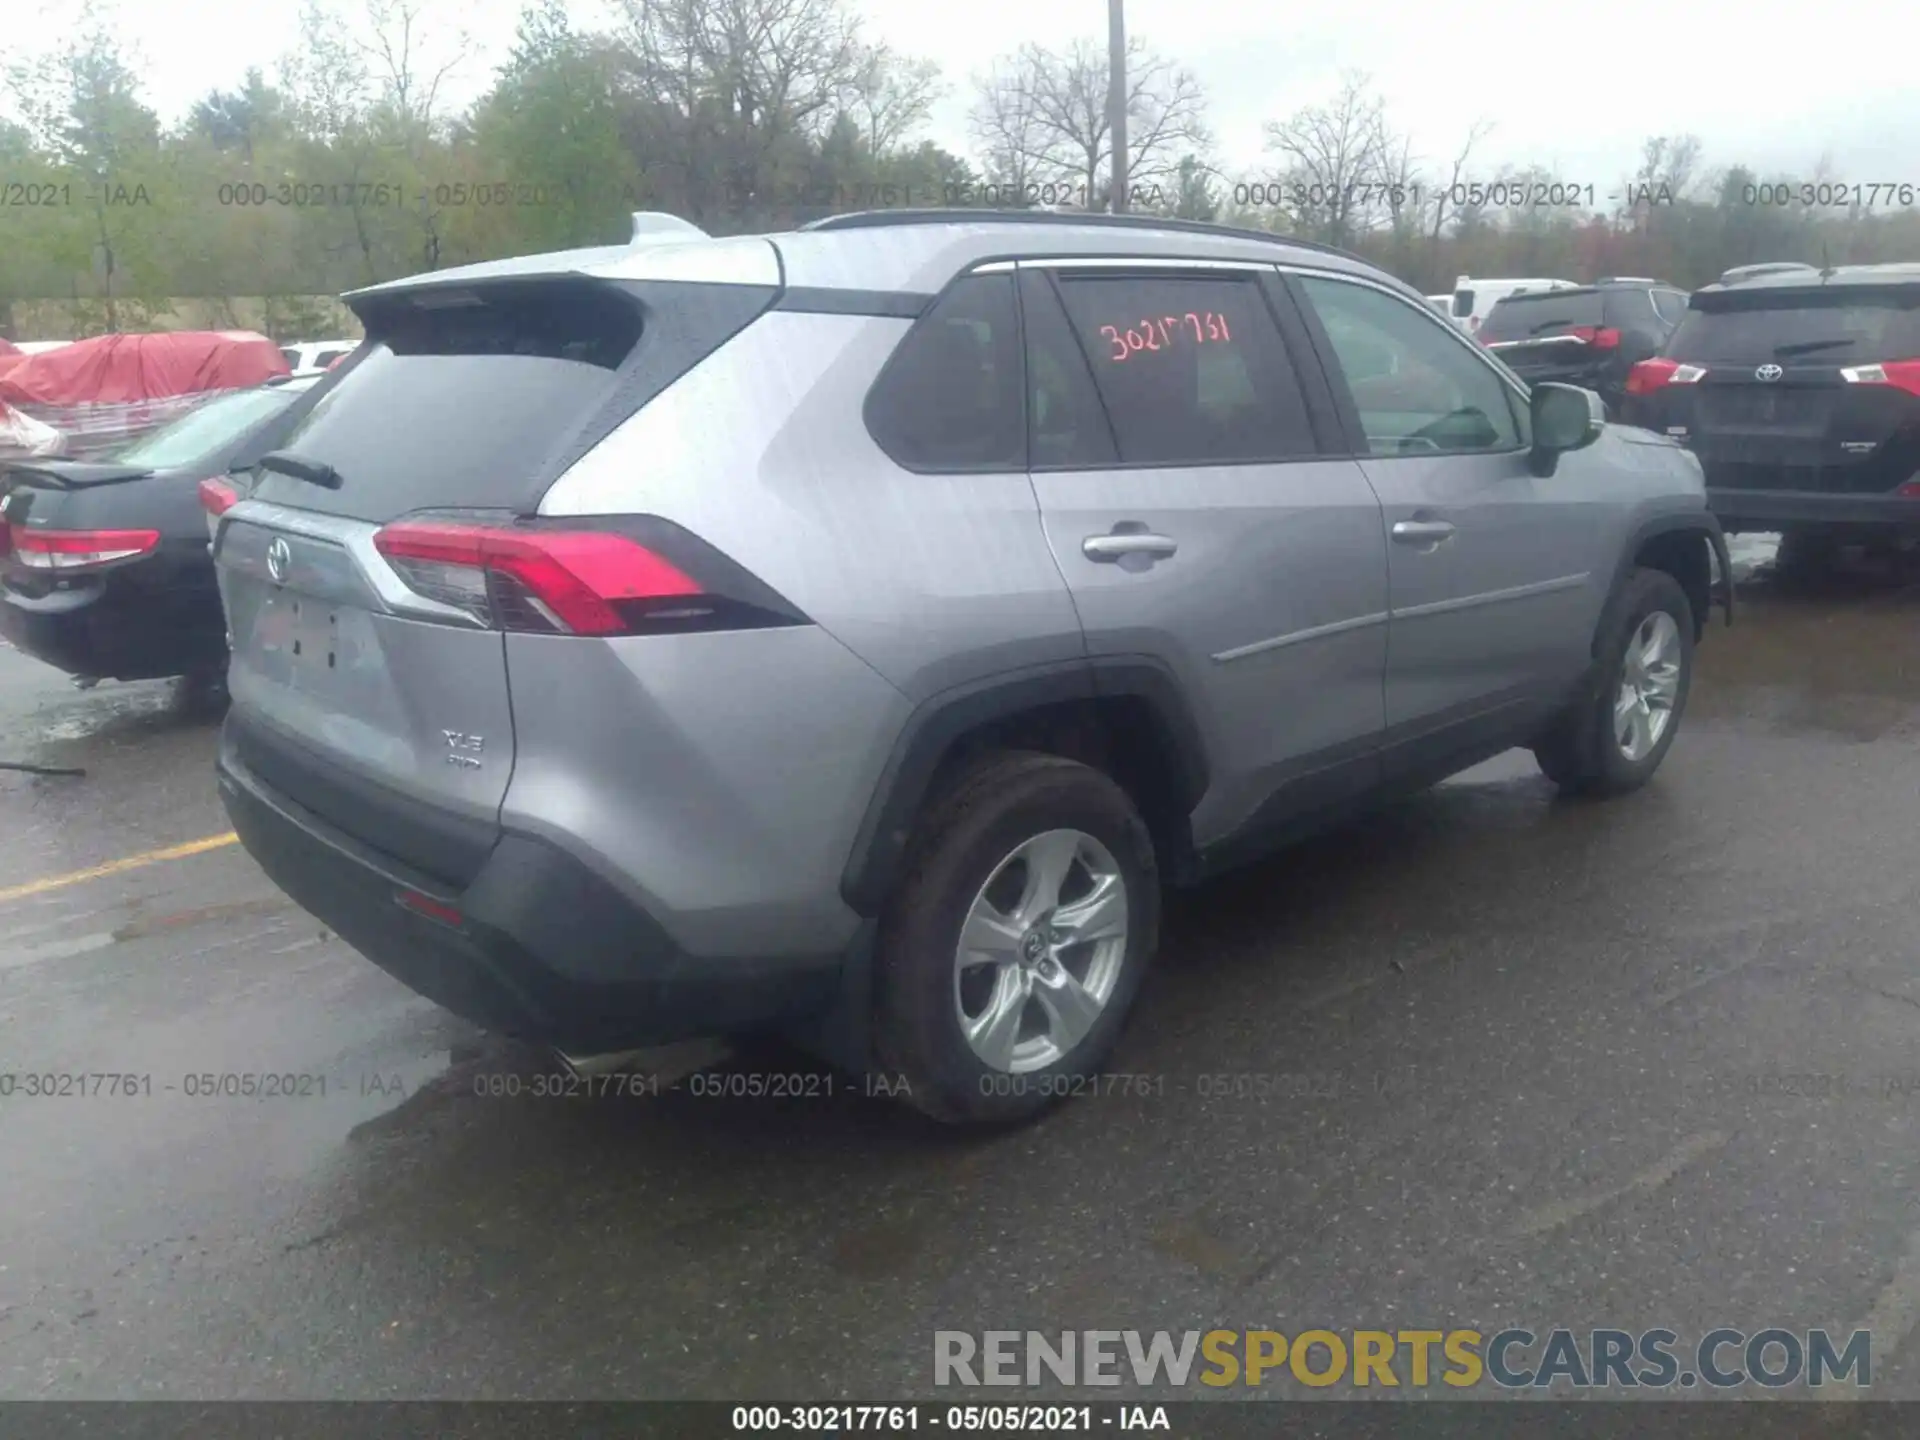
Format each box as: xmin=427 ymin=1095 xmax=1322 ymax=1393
xmin=213 ymin=269 xmax=776 ymax=888
xmin=1477 ymin=290 xmax=1619 ymax=386
xmin=1626 ymin=285 xmax=1920 ymax=493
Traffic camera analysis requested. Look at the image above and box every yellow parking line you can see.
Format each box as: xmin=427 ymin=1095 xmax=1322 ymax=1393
xmin=0 ymin=832 xmax=240 ymax=906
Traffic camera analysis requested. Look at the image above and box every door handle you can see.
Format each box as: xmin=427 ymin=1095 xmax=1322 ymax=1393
xmin=1083 ymin=532 xmax=1178 ymax=562
xmin=1391 ymin=520 xmax=1456 ymax=545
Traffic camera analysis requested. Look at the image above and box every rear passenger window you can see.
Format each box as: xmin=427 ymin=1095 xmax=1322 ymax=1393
xmin=1051 ymin=272 xmax=1318 ymax=466
xmin=865 ymin=274 xmax=1025 ymax=472
xmin=1020 ymin=273 xmax=1118 ymax=469
xmin=1298 ymin=275 xmax=1522 ymax=456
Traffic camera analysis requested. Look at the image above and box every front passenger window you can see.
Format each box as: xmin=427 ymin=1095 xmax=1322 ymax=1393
xmin=1298 ymin=276 xmax=1522 ymax=457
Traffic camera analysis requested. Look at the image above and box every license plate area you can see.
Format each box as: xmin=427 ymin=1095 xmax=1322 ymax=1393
xmin=251 ymin=588 xmax=366 ymax=695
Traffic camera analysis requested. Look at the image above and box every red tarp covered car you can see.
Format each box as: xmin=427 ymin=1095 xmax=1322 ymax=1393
xmin=0 ymin=330 xmax=288 ymax=407
xmin=0 ymin=330 xmax=290 ymax=459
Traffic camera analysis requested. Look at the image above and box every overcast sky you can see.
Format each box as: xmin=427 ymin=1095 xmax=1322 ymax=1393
xmin=8 ymin=0 xmax=1912 ymax=195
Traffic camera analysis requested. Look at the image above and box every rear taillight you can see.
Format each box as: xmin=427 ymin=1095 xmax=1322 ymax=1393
xmin=8 ymin=525 xmax=160 ymax=571
xmin=1840 ymin=359 xmax=1920 ymax=396
xmin=370 ymin=519 xmax=804 ymax=637
xmin=1625 ymin=359 xmax=1707 ymax=395
xmin=198 ymin=478 xmax=240 ymax=516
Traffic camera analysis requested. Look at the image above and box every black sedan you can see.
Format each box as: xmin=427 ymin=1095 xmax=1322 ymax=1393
xmin=0 ymin=375 xmax=319 ymax=686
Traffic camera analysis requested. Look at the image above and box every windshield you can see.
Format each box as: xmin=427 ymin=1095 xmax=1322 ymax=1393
xmin=1666 ymin=291 xmax=1920 ymax=365
xmin=110 ymin=386 xmax=300 ymax=469
xmin=1478 ymin=292 xmax=1604 ymax=342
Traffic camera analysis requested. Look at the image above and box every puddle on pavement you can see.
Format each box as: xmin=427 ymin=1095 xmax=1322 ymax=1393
xmin=1695 ymin=534 xmax=1920 ymax=738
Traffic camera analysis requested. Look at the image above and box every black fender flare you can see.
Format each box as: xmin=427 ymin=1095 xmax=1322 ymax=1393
xmin=838 ymin=656 xmax=1210 ymax=917
xmin=1604 ymin=509 xmax=1734 ymax=645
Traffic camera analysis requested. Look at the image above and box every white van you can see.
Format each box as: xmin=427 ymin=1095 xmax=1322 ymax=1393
xmin=1451 ymin=276 xmax=1579 ymax=336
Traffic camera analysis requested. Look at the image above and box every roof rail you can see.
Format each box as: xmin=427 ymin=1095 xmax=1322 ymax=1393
xmin=799 ymin=207 xmax=1365 ymax=263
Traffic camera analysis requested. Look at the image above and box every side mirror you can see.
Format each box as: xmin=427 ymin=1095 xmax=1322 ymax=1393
xmin=1529 ymin=382 xmax=1605 ymax=477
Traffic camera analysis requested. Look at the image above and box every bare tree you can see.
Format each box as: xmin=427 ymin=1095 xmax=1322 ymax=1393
xmin=358 ymin=0 xmax=477 ymax=136
xmin=1262 ymin=70 xmax=1388 ymax=246
xmin=1427 ymin=118 xmax=1492 ymax=244
xmin=849 ymin=44 xmax=942 ymax=156
xmin=968 ymin=51 xmax=1054 ymax=197
xmin=970 ymin=37 xmax=1207 ymax=207
xmin=614 ymin=0 xmax=874 ymax=219
xmin=277 ymin=0 xmax=372 ymax=143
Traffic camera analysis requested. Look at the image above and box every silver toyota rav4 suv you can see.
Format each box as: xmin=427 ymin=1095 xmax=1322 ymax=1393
xmin=211 ymin=210 xmax=1731 ymax=1124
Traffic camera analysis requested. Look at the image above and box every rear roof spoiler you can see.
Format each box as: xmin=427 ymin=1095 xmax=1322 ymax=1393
xmin=343 ymin=212 xmax=716 ymax=305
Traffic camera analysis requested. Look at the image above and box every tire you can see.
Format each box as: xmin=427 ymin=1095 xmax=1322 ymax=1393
xmin=1533 ymin=567 xmax=1695 ymax=797
xmin=872 ymin=750 xmax=1160 ymax=1125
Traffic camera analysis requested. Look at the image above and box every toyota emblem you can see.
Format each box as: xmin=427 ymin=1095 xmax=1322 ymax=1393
xmin=1755 ymin=363 xmax=1784 ymax=382
xmin=266 ymin=536 xmax=291 ymax=584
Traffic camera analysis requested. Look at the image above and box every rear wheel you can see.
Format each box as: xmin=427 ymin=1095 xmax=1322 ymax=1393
xmin=1534 ymin=567 xmax=1694 ymax=797
xmin=873 ymin=751 xmax=1159 ymax=1125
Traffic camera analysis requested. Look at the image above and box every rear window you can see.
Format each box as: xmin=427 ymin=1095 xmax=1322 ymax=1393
xmin=1665 ymin=290 xmax=1920 ymax=365
xmin=110 ymin=386 xmax=298 ymax=469
xmin=1477 ymin=292 xmax=1604 ymax=343
xmin=1605 ymin=289 xmax=1660 ymax=330
xmin=1652 ymin=288 xmax=1692 ymax=323
xmin=250 ymin=278 xmax=767 ymax=524
xmin=1452 ymin=290 xmax=1475 ymax=318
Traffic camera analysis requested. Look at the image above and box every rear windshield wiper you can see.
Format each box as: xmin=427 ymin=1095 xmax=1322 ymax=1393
xmin=1772 ymin=338 xmax=1856 ymax=357
xmin=254 ymin=450 xmax=344 ymax=490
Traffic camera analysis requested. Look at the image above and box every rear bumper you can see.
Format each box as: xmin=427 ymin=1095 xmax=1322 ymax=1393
xmin=217 ymin=739 xmax=857 ymax=1053
xmin=0 ymin=566 xmax=226 ymax=680
xmin=1706 ymin=487 xmax=1920 ymax=533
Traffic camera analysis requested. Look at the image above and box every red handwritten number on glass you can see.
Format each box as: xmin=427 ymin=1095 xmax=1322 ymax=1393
xmin=1099 ymin=310 xmax=1232 ymax=360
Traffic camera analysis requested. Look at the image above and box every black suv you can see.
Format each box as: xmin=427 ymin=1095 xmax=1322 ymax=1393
xmin=1621 ymin=264 xmax=1920 ymax=539
xmin=1478 ymin=278 xmax=1690 ymax=416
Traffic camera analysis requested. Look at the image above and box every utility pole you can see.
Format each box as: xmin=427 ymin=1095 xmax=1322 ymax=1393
xmin=1107 ymin=0 xmax=1128 ymax=212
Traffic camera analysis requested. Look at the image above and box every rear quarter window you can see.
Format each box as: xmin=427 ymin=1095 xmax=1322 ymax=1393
xmin=864 ymin=274 xmax=1025 ymax=472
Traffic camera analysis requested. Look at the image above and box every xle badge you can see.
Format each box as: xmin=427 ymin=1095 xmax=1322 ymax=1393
xmin=443 ymin=730 xmax=485 ymax=769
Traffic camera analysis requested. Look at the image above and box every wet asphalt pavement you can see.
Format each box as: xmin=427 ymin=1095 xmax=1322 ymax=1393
xmin=4 ymin=532 xmax=1920 ymax=1403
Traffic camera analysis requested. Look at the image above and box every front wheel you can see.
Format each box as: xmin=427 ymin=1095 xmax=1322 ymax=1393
xmin=873 ymin=751 xmax=1160 ymax=1125
xmin=1534 ymin=567 xmax=1695 ymax=797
